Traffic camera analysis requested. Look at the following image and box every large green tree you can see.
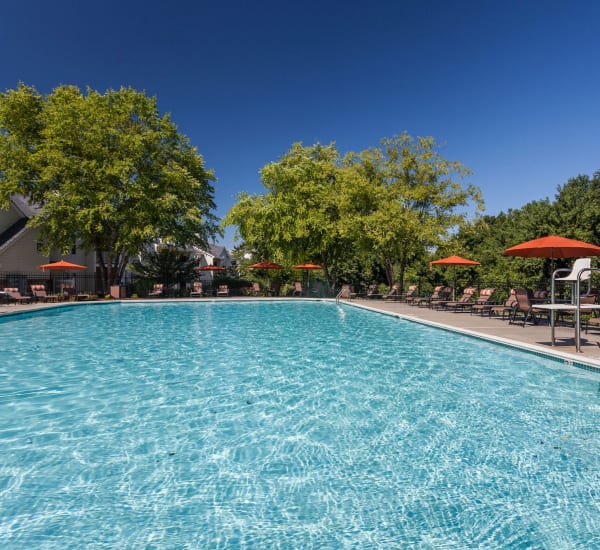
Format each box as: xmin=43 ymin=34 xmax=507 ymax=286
xmin=224 ymin=142 xmax=353 ymax=290
xmin=0 ymin=83 xmax=218 ymax=290
xmin=224 ymin=135 xmax=483 ymax=292
xmin=340 ymin=134 xmax=483 ymax=288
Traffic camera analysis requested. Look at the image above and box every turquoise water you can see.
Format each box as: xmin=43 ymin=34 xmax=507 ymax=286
xmin=1 ymin=300 xmax=600 ymax=548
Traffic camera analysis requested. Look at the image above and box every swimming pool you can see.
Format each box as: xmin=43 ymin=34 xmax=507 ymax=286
xmin=1 ymin=300 xmax=599 ymax=547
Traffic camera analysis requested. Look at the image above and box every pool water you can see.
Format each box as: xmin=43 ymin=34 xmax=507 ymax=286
xmin=1 ymin=301 xmax=599 ymax=548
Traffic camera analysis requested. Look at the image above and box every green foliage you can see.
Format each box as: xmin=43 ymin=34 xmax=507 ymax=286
xmin=452 ymin=171 xmax=600 ymax=290
xmin=224 ymin=134 xmax=483 ymax=290
xmin=0 ymin=83 xmax=219 ymax=291
xmin=129 ymin=244 xmax=198 ymax=291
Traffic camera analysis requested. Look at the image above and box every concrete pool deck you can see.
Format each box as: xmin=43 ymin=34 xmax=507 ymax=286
xmin=2 ymin=296 xmax=600 ymax=369
xmin=348 ymin=297 xmax=600 ymax=369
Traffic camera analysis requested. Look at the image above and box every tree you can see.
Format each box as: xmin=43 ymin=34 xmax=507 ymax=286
xmin=224 ymin=142 xmax=353 ymax=291
xmin=224 ymin=136 xmax=483 ymax=292
xmin=0 ymin=83 xmax=218 ymax=291
xmin=129 ymin=245 xmax=198 ymax=294
xmin=340 ymin=134 xmax=484 ymax=288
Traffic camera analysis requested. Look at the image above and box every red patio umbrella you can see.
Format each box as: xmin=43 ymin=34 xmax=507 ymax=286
xmin=248 ymin=261 xmax=284 ymax=295
xmin=429 ymin=255 xmax=481 ymax=300
xmin=293 ymin=263 xmax=323 ymax=295
xmin=292 ymin=263 xmax=323 ymax=270
xmin=39 ymin=260 xmax=87 ymax=294
xmin=39 ymin=260 xmax=87 ymax=271
xmin=503 ymin=235 xmax=600 ymax=259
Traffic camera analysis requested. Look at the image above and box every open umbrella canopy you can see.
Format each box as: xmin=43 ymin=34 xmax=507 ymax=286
xmin=293 ymin=263 xmax=323 ymax=270
xmin=429 ymin=255 xmax=480 ymax=300
xmin=429 ymin=255 xmax=481 ymax=268
xmin=39 ymin=260 xmax=87 ymax=271
xmin=503 ymin=235 xmax=600 ymax=259
xmin=248 ymin=261 xmax=284 ymax=270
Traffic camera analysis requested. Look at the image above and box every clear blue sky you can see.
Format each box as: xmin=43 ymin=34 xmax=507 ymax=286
xmin=2 ymin=1 xmax=599 ymax=249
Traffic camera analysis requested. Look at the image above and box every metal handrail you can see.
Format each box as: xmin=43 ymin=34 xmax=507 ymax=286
xmin=575 ymin=267 xmax=600 ymax=352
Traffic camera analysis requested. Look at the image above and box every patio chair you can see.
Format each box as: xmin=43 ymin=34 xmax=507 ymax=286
xmin=62 ymin=283 xmax=76 ymax=300
xmin=216 ymin=284 xmax=229 ymax=297
xmin=400 ymin=285 xmax=419 ymax=302
xmin=382 ymin=284 xmax=401 ymax=301
xmin=30 ymin=284 xmax=60 ymax=303
xmin=405 ymin=285 xmax=426 ymax=305
xmin=292 ymin=281 xmax=302 ymax=296
xmin=439 ymin=287 xmax=476 ymax=311
xmin=468 ymin=288 xmax=496 ymax=315
xmin=190 ymin=281 xmax=203 ymax=297
xmin=366 ymin=284 xmax=382 ymax=299
xmin=418 ymin=286 xmax=453 ymax=308
xmin=3 ymin=287 xmax=32 ymax=304
xmin=509 ymin=288 xmax=549 ymax=326
xmin=0 ymin=289 xmax=17 ymax=305
xmin=148 ymin=283 xmax=164 ymax=297
xmin=489 ymin=289 xmax=517 ymax=319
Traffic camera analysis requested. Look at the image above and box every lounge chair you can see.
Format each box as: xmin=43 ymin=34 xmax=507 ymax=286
xmin=0 ymin=289 xmax=17 ymax=305
xmin=415 ymin=285 xmax=442 ymax=307
xmin=382 ymin=283 xmax=400 ymax=300
xmin=61 ymin=283 xmax=90 ymax=301
xmin=509 ymin=288 xmax=549 ymax=326
xmin=489 ymin=289 xmax=517 ymax=319
xmin=405 ymin=285 xmax=426 ymax=305
xmin=3 ymin=287 xmax=32 ymax=304
xmin=366 ymin=284 xmax=382 ymax=299
xmin=400 ymin=285 xmax=418 ymax=302
xmin=148 ymin=284 xmax=164 ymax=297
xmin=468 ymin=288 xmax=496 ymax=315
xmin=216 ymin=284 xmax=229 ymax=297
xmin=190 ymin=281 xmax=203 ymax=297
xmin=30 ymin=284 xmax=60 ymax=303
xmin=418 ymin=286 xmax=452 ymax=308
xmin=292 ymin=281 xmax=302 ymax=296
xmin=439 ymin=287 xmax=477 ymax=311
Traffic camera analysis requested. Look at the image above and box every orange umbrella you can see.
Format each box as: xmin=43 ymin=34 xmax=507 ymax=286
xmin=293 ymin=263 xmax=323 ymax=270
xmin=293 ymin=263 xmax=323 ymax=295
xmin=39 ymin=260 xmax=87 ymax=271
xmin=503 ymin=235 xmax=600 ymax=259
xmin=39 ymin=260 xmax=87 ymax=294
xmin=429 ymin=255 xmax=481 ymax=268
xmin=429 ymin=255 xmax=480 ymax=300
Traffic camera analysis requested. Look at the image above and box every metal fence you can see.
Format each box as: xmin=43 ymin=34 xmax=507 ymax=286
xmin=0 ymin=272 xmax=99 ymax=296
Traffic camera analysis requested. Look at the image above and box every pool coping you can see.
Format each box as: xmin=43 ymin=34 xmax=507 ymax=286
xmin=344 ymin=299 xmax=600 ymax=374
xmin=3 ymin=296 xmax=600 ymax=374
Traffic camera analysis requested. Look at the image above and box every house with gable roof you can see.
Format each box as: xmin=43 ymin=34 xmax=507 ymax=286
xmin=0 ymin=195 xmax=96 ymax=292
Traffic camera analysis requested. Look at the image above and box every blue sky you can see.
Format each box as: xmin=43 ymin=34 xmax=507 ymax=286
xmin=2 ymin=1 xmax=599 ymax=249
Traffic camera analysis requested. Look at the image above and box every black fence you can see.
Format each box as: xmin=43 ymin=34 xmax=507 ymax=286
xmin=0 ymin=272 xmax=99 ymax=296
